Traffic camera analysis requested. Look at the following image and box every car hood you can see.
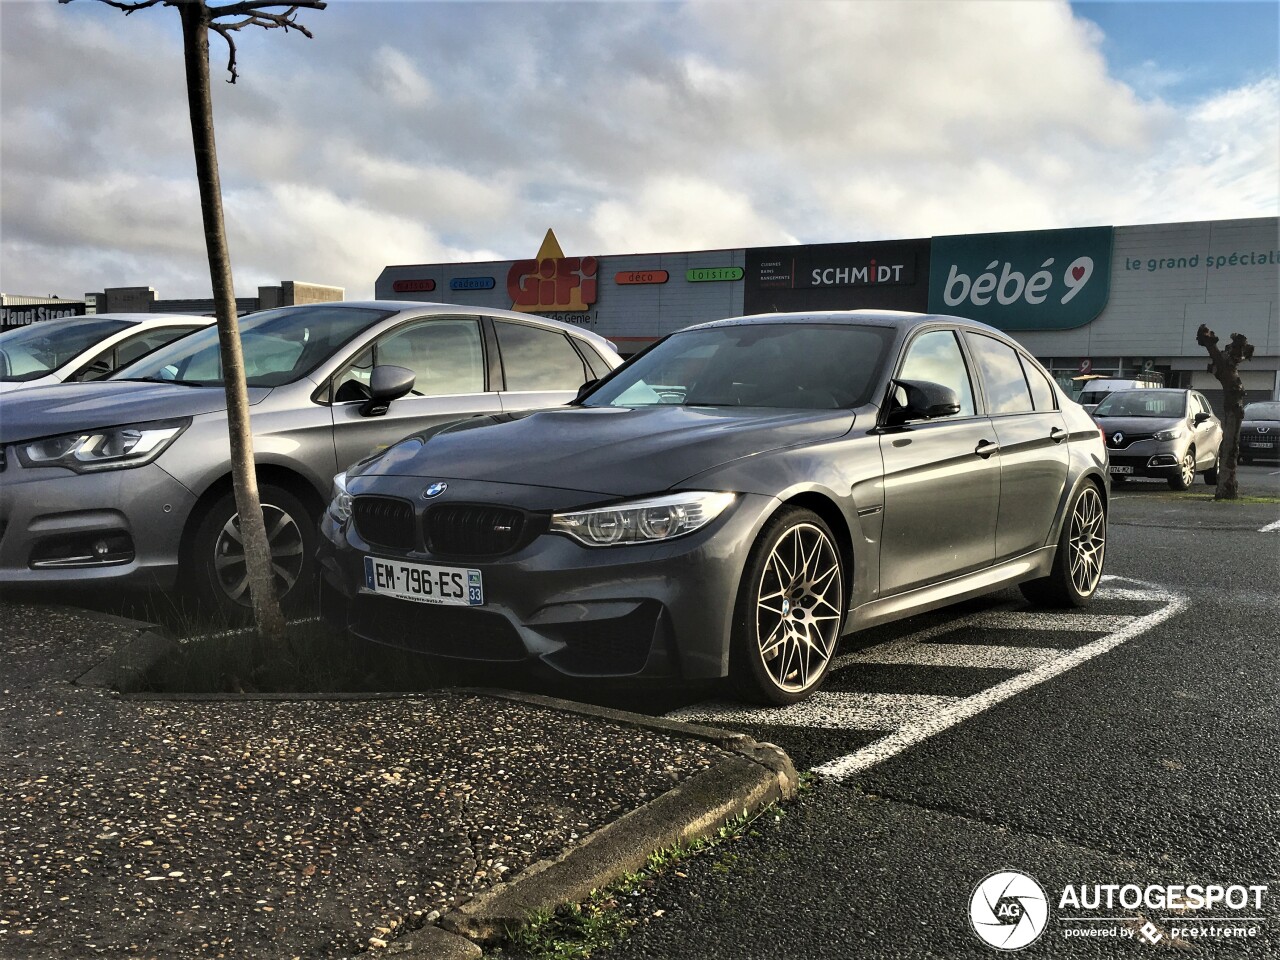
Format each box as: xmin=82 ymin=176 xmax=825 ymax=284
xmin=1092 ymin=415 xmax=1183 ymax=435
xmin=358 ymin=405 xmax=857 ymax=497
xmin=1242 ymin=419 xmax=1279 ymax=430
xmin=0 ymin=381 xmax=271 ymax=443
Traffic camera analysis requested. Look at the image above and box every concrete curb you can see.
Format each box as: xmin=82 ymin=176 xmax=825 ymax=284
xmin=428 ymin=687 xmax=798 ymax=947
xmin=72 ymin=611 xmax=178 ymax=691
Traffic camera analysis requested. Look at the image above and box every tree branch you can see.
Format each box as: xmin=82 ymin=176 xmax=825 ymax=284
xmin=204 ymin=2 xmax=326 ymax=82
xmin=58 ymin=0 xmax=163 ymax=12
xmin=207 ymin=0 xmax=326 ymax=21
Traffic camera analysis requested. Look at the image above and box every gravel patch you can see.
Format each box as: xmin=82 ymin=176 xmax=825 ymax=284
xmin=0 ymin=601 xmax=723 ymax=958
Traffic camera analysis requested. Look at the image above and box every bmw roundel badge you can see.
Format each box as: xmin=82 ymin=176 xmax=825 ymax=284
xmin=423 ymin=482 xmax=448 ymax=499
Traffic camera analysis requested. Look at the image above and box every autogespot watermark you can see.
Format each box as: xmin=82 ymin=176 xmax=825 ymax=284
xmin=969 ymin=872 xmax=1270 ymax=950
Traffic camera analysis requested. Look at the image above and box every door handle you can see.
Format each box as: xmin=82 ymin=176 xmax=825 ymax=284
xmin=1050 ymin=427 xmax=1068 ymax=443
xmin=975 ymin=440 xmax=999 ymax=459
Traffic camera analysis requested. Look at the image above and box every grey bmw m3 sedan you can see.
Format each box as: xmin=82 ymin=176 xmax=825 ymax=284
xmin=319 ymin=310 xmax=1109 ymax=704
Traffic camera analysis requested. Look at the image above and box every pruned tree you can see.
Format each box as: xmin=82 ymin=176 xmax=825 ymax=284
xmin=62 ymin=0 xmax=327 ymax=642
xmin=1196 ymin=323 xmax=1255 ymax=501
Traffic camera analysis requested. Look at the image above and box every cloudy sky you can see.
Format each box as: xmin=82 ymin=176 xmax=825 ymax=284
xmin=1 ymin=0 xmax=1276 ymax=300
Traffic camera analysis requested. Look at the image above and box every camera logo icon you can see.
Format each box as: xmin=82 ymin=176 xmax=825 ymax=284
xmin=969 ymin=870 xmax=1049 ymax=950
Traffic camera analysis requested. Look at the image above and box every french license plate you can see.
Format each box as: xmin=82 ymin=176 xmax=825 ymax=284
xmin=362 ymin=556 xmax=484 ymax=606
xmin=1248 ymin=441 xmax=1274 ymax=449
xmin=1109 ymin=465 xmax=1134 ymax=475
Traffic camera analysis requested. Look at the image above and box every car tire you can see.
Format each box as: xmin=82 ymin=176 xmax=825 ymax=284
xmin=188 ymin=483 xmax=317 ymax=620
xmin=1204 ymin=460 xmax=1219 ymax=485
xmin=1168 ymin=448 xmax=1196 ymax=490
xmin=1020 ymin=482 xmax=1106 ymax=609
xmin=730 ymin=507 xmax=845 ymax=705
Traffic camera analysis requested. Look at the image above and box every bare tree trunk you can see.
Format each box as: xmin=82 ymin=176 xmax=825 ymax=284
xmin=1196 ymin=324 xmax=1255 ymax=502
xmin=178 ymin=0 xmax=286 ymax=640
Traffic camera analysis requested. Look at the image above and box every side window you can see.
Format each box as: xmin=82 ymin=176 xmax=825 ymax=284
xmin=577 ymin=340 xmax=611 ymax=379
xmin=1196 ymin=394 xmax=1214 ymax=416
xmin=331 ymin=346 xmax=373 ymax=402
xmin=495 ymin=321 xmax=588 ymax=391
xmin=895 ymin=329 xmax=976 ymax=419
xmin=330 ymin=318 xmax=485 ymax=403
xmin=73 ymin=346 xmax=117 ymax=381
xmin=967 ymin=334 xmax=1034 ymax=415
xmin=1019 ymin=354 xmax=1057 ymax=411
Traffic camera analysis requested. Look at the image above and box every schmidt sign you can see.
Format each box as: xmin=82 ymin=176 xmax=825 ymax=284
xmin=928 ymin=227 xmax=1113 ymax=331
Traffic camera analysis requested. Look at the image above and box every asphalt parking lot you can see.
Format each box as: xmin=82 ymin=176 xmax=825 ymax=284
xmin=3 ymin=464 xmax=1277 ymax=958
xmin=567 ymin=466 xmax=1280 ymax=959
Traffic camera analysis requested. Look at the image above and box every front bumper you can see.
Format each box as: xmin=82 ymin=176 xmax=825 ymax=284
xmin=1104 ymin=438 xmax=1187 ymax=479
xmin=317 ymin=478 xmax=777 ymax=681
xmin=1240 ymin=434 xmax=1278 ymax=459
xmin=0 ymin=455 xmax=194 ymax=590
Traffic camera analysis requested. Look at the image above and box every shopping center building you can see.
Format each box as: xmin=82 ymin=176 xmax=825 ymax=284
xmin=376 ymin=217 xmax=1279 ymax=407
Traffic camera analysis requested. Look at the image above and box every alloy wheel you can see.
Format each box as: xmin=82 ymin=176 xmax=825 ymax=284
xmin=1179 ymin=452 xmax=1196 ymax=487
xmin=212 ymin=504 xmax=305 ymax=605
xmin=1067 ymin=486 xmax=1106 ymax=597
xmin=755 ymin=522 xmax=843 ymax=693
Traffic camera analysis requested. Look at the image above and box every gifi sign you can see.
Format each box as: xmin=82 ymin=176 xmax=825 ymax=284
xmin=507 ymin=229 xmax=598 ymax=313
xmin=928 ymin=227 xmax=1113 ymax=331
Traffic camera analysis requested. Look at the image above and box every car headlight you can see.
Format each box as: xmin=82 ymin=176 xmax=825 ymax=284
xmin=550 ymin=491 xmax=735 ymax=546
xmin=16 ymin=418 xmax=189 ymax=473
xmin=1152 ymin=426 xmax=1186 ymax=441
xmin=328 ymin=470 xmax=353 ymax=523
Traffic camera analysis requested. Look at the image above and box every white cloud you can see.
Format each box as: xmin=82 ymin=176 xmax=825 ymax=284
xmin=367 ymin=46 xmax=435 ymax=108
xmin=588 ymin=175 xmax=798 ymax=253
xmin=0 ymin=0 xmax=1275 ymax=300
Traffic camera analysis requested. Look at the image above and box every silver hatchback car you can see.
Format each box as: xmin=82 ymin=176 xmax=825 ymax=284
xmin=1093 ymin=388 xmax=1222 ymax=488
xmin=0 ymin=301 xmax=619 ymax=614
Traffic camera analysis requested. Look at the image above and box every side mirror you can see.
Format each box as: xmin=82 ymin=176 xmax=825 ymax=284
xmin=359 ymin=364 xmax=416 ymax=418
xmin=573 ymin=378 xmax=599 ymax=402
xmin=1193 ymin=412 xmax=1211 ymax=426
xmin=887 ymin=379 xmax=962 ymax=425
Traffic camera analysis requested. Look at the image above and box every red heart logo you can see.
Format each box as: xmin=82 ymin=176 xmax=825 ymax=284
xmin=1072 ymin=266 xmax=1086 ymax=281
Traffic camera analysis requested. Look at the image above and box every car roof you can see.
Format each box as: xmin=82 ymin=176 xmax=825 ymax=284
xmin=3 ymin=312 xmax=206 ymax=331
xmin=684 ymin=309 xmax=1015 ymax=339
xmin=276 ymin=299 xmax=620 ymax=355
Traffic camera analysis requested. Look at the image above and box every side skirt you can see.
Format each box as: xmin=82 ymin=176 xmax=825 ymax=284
xmin=844 ymin=545 xmax=1057 ymax=634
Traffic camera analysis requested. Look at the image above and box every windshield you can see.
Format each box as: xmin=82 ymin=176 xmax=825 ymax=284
xmin=113 ymin=305 xmax=393 ymax=387
xmin=0 ymin=318 xmax=132 ymax=381
xmin=1094 ymin=390 xmax=1188 ymax=418
xmin=583 ymin=323 xmax=894 ymax=410
xmin=1245 ymin=402 xmax=1280 ymax=420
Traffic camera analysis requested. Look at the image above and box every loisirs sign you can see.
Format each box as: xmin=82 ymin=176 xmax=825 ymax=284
xmin=927 ymin=227 xmax=1113 ymax=331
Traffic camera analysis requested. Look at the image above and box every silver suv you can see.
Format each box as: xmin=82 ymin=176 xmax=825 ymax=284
xmin=1093 ymin=388 xmax=1222 ymax=489
xmin=0 ymin=301 xmax=620 ymax=614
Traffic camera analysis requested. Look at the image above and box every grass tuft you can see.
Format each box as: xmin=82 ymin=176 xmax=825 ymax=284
xmin=499 ymin=803 xmax=790 ymax=959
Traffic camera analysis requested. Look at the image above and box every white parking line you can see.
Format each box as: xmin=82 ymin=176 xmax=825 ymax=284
xmin=671 ymin=692 xmax=961 ymax=731
xmin=845 ymin=640 xmax=1059 ymax=672
xmin=814 ymin=579 xmax=1186 ymax=780
xmin=1259 ymin=518 xmax=1280 ymax=533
